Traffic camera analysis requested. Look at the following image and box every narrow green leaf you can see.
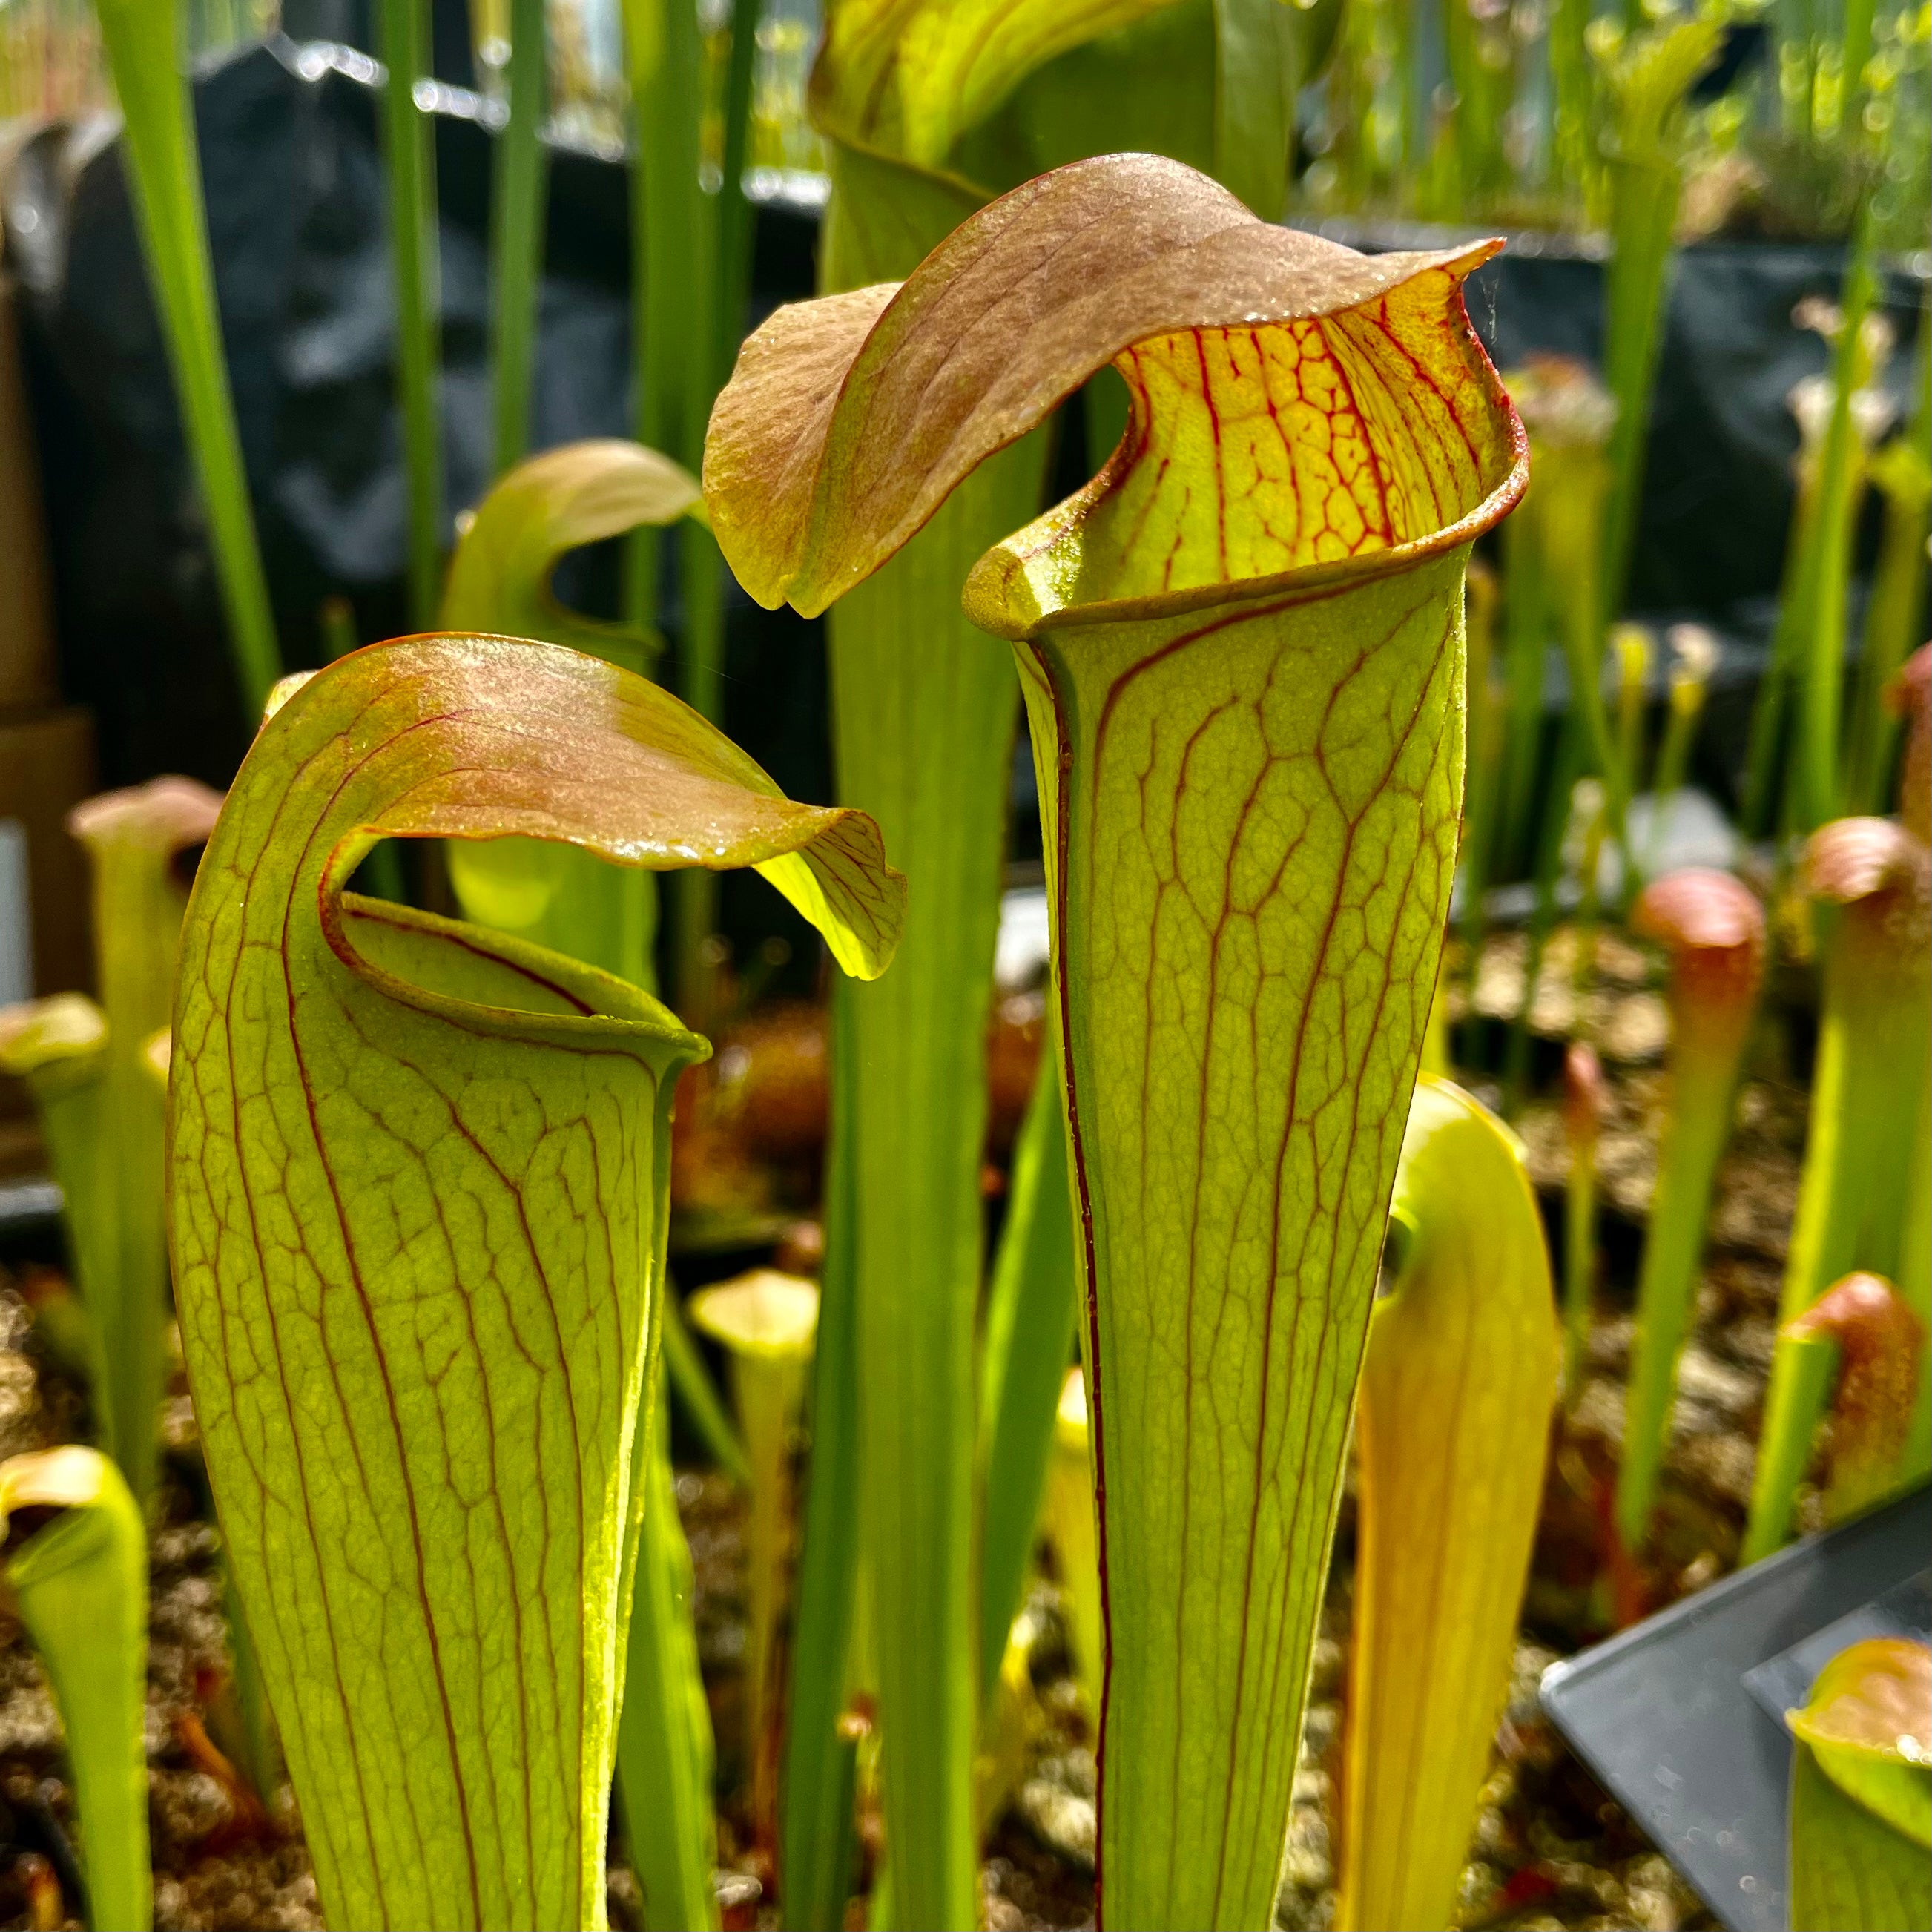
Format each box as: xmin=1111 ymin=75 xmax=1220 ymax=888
xmin=707 ymin=152 xmax=1526 ymax=1931
xmin=688 ymin=1270 xmax=819 ymax=1841
xmin=662 ymin=1288 xmax=753 ymax=1491
xmin=1798 ymin=200 xmax=1883 ymax=833
xmin=1597 ymin=7 xmax=1727 ymax=613
xmin=1617 ymin=870 xmax=1766 ymax=1558
xmin=1 ymin=1448 xmax=152 ymax=1932
xmin=977 ymin=1018 xmax=1079 ymax=1709
xmin=616 ymin=1389 xmax=722 ymax=1932
xmin=1210 ymin=0 xmax=1299 ymax=220
xmin=622 ymin=0 xmax=733 ymax=1009
xmin=779 ymin=980 xmax=865 ymax=1932
xmin=822 ymin=440 xmax=1044 ymax=1929
xmin=1339 ymin=1078 xmax=1557 ymax=1932
xmin=167 ymin=636 xmax=902 ymax=1930
xmin=377 ymin=0 xmax=445 ymax=627
xmin=1747 ymin=820 xmax=1930 ymax=1561
xmin=1844 ymin=327 xmax=1932 ymax=818
xmin=93 ymin=0 xmax=282 ymax=714
xmin=490 ymin=0 xmax=550 ymax=475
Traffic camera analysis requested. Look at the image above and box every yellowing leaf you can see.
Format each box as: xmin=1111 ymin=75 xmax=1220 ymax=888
xmin=167 ymin=636 xmax=902 ymax=1930
xmin=704 ymin=151 xmax=1523 ymax=1931
xmin=1340 ymin=1077 xmax=1557 ymax=1932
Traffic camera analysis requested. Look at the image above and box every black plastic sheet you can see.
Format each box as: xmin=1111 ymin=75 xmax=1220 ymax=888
xmin=5 ymin=36 xmax=1925 ymax=820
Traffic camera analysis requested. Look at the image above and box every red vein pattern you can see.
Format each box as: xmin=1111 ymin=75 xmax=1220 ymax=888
xmin=699 ymin=151 xmax=1524 ymax=1932
xmin=166 ymin=637 xmax=901 ymax=1931
xmin=1022 ymin=549 xmax=1469 ymax=1930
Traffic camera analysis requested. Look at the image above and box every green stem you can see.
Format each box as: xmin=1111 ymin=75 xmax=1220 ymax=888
xmin=1615 ymin=1064 xmax=1741 ymax=1554
xmin=1615 ymin=625 xmax=1652 ymax=812
xmin=779 ymin=989 xmax=863 ymax=1932
xmin=1799 ymin=213 xmax=1879 ymax=832
xmin=1741 ymin=472 xmax=1820 ymax=837
xmin=713 ymin=0 xmax=762 ymax=398
xmin=1843 ymin=317 xmax=1931 ymax=818
xmin=1497 ymin=496 xmax=1549 ymax=884
xmin=829 ymin=458 xmax=1035 ymax=1930
xmin=1600 ymin=156 xmax=1681 ymax=619
xmin=674 ymin=527 xmax=727 ymax=1018
xmin=1564 ymin=1158 xmax=1597 ymax=1405
xmin=616 ymin=1385 xmax=722 ymax=1932
xmin=625 ymin=0 xmax=720 ymax=1012
xmin=1744 ymin=900 xmax=1931 ymax=1561
xmin=378 ymin=0 xmax=444 ymax=624
xmin=976 ymin=1016 xmax=1079 ymax=1709
xmin=1549 ymin=0 xmax=1596 ymax=219
xmin=1645 ymin=667 xmax=1707 ymax=877
xmin=1504 ymin=728 xmax=1586 ymax=1118
xmin=685 ymin=1270 xmax=817 ymax=1853
xmin=94 ymin=0 xmax=281 ymax=714
xmin=490 ymin=0 xmax=549 ymax=475
xmin=1839 ymin=0 xmax=1877 ymax=139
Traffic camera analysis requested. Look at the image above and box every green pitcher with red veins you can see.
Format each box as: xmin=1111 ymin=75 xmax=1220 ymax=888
xmin=704 ymin=151 xmax=1526 ymax=1931
xmin=165 ymin=638 xmax=903 ymax=1932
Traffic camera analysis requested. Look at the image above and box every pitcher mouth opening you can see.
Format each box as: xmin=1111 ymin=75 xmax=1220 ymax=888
xmin=964 ymin=291 xmax=1529 ymax=644
xmin=704 ymin=155 xmax=1529 ymax=638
